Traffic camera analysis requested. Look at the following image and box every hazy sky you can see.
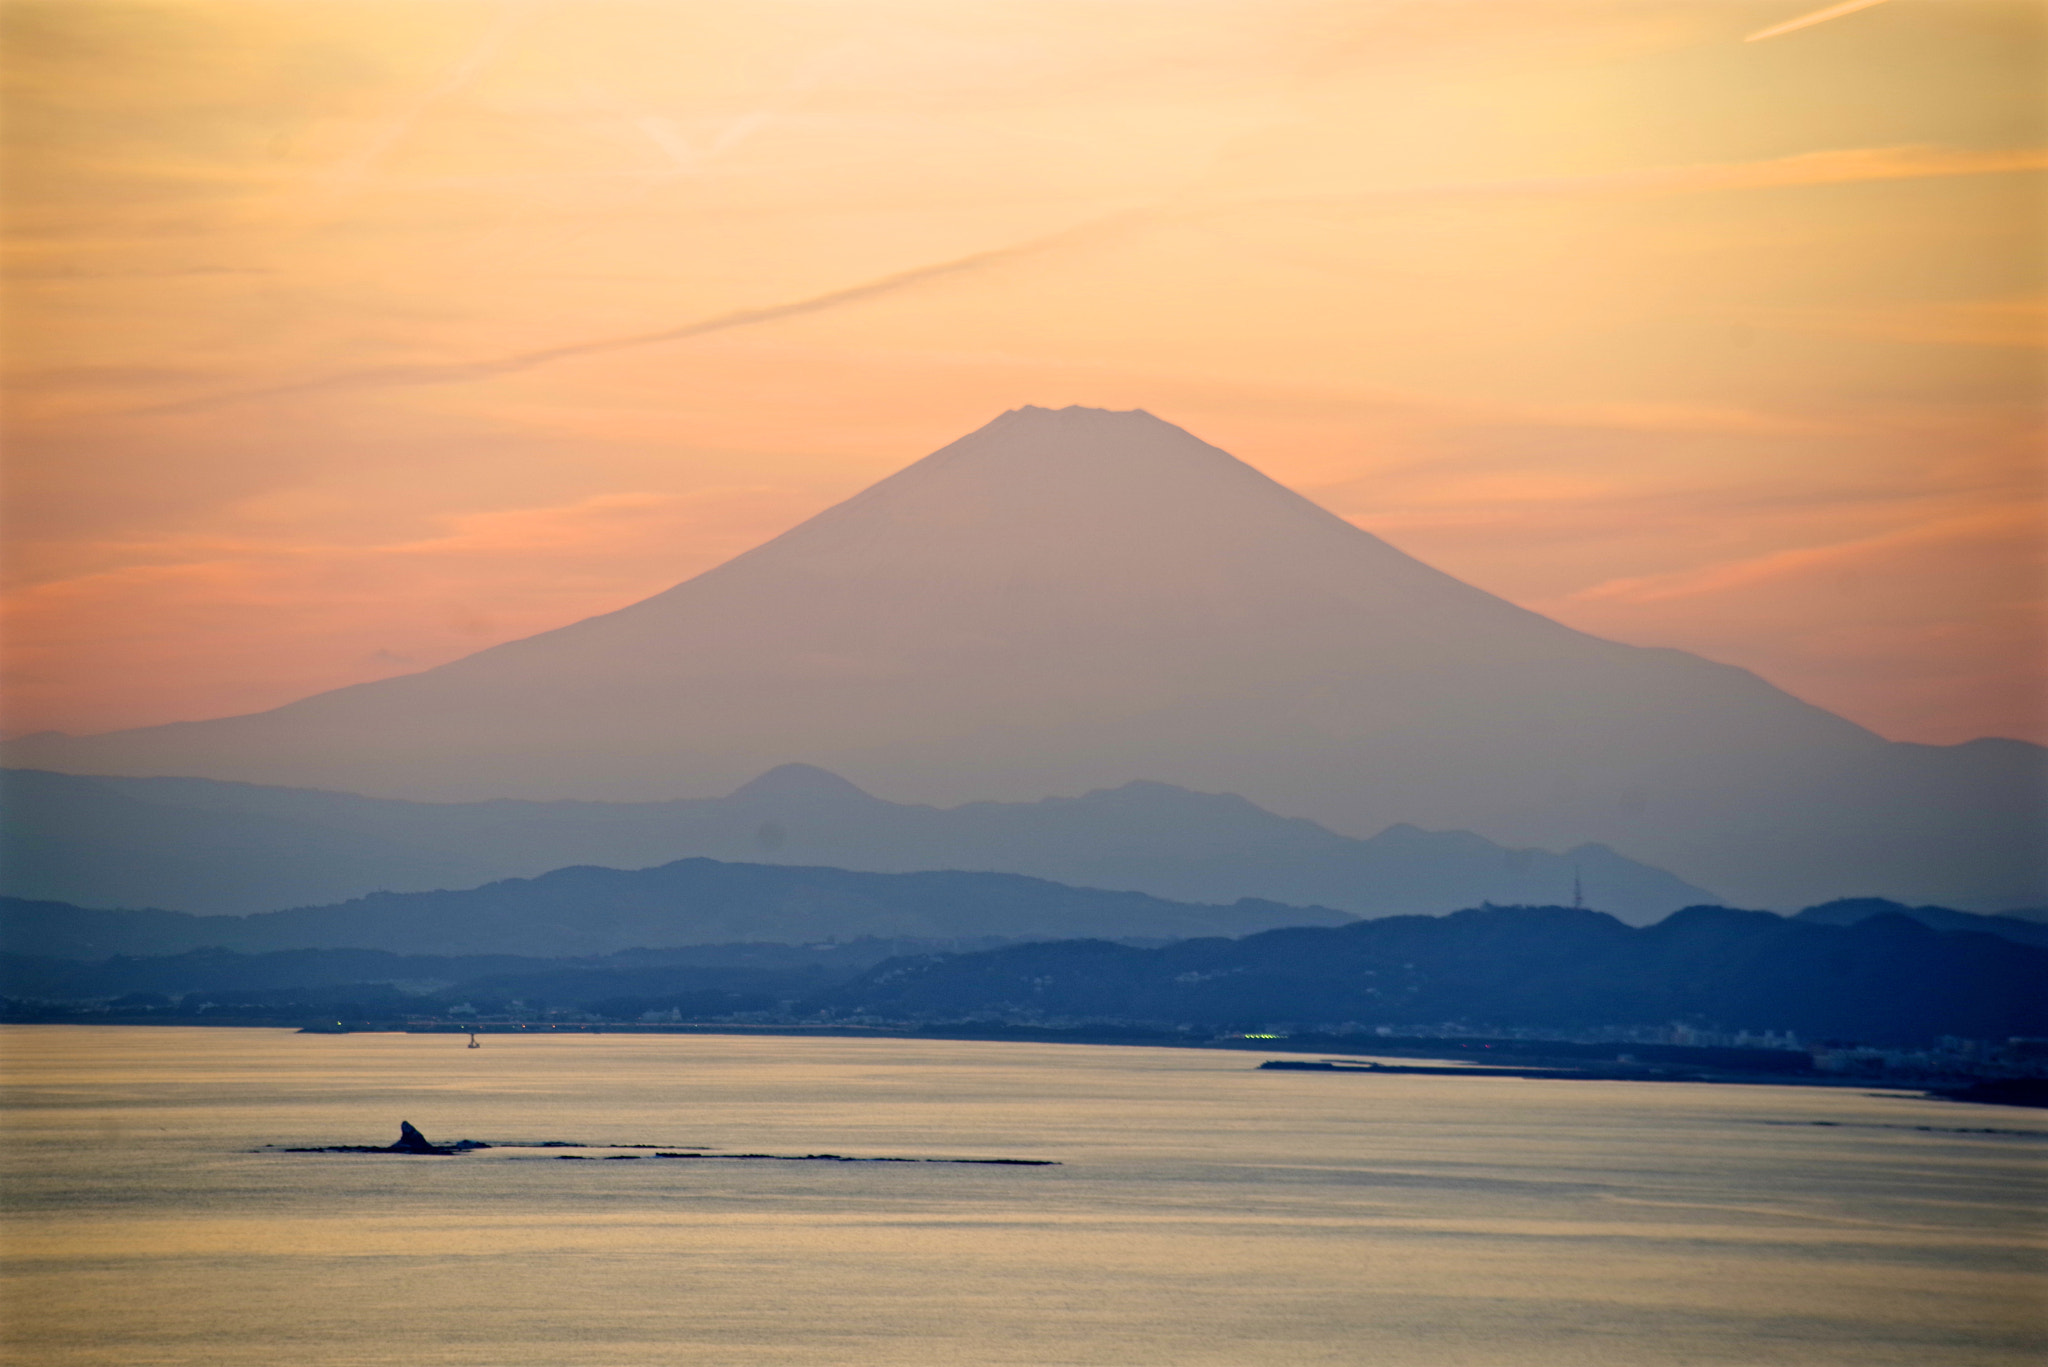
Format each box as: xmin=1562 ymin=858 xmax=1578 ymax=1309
xmin=2 ymin=0 xmax=2041 ymax=746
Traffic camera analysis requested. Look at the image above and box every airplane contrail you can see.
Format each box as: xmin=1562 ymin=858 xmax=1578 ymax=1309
xmin=1744 ymin=0 xmax=1890 ymax=42
xmin=126 ymin=208 xmax=1152 ymax=416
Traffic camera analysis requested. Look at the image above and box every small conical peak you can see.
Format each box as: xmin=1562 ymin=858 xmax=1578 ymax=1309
xmin=998 ymin=404 xmax=1158 ymax=422
xmin=763 ymin=403 xmax=1309 ymax=546
xmin=726 ymin=763 xmax=874 ymax=804
xmin=640 ymin=401 xmax=1524 ymax=639
xmin=979 ymin=404 xmax=1187 ymax=444
xmin=901 ymin=403 xmax=1286 ymax=490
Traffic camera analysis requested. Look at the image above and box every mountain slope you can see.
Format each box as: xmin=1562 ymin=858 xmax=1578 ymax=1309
xmin=8 ymin=406 xmax=2040 ymax=909
xmin=0 ymin=768 xmax=487 ymax=915
xmin=1 ymin=764 xmax=1714 ymax=923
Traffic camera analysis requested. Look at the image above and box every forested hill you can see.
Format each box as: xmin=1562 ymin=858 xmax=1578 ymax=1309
xmin=812 ymin=905 xmax=2048 ymax=1046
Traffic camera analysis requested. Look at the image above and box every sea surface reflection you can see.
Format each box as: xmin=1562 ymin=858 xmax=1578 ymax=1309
xmin=2 ymin=1025 xmax=2042 ymax=1365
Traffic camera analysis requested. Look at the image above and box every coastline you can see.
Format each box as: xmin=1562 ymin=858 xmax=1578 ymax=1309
xmin=0 ymin=1016 xmax=1987 ymax=1099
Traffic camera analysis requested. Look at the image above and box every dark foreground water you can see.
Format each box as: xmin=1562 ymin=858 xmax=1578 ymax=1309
xmin=1 ymin=1025 xmax=2042 ymax=1365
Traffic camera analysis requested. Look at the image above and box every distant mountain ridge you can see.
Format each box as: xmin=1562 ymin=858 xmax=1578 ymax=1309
xmin=0 ymin=858 xmax=1360 ymax=961
xmin=1791 ymin=898 xmax=2048 ymax=950
xmin=0 ymin=940 xmax=928 ymax=1020
xmin=0 ymin=764 xmax=1714 ymax=923
xmin=7 ymin=405 xmax=2041 ymax=909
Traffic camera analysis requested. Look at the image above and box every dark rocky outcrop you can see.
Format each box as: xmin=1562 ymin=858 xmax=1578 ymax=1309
xmin=276 ymin=1121 xmax=487 ymax=1155
xmin=386 ymin=1120 xmax=443 ymax=1154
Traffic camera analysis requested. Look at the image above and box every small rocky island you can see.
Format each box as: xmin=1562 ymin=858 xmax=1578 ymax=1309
xmin=277 ymin=1120 xmax=489 ymax=1155
xmin=266 ymin=1122 xmax=1058 ymax=1164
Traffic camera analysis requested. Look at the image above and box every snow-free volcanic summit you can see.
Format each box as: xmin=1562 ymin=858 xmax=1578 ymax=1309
xmin=7 ymin=406 xmax=2041 ymax=911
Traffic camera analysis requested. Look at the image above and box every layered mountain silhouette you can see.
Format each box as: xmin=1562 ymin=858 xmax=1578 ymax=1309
xmin=9 ymin=905 xmax=2041 ymax=1042
xmin=1 ymin=764 xmax=1713 ymax=923
xmin=0 ymin=859 xmax=1361 ymax=960
xmin=8 ymin=406 xmax=2041 ymax=909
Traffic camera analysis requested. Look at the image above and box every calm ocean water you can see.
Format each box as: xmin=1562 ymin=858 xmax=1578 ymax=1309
xmin=1 ymin=1025 xmax=2042 ymax=1366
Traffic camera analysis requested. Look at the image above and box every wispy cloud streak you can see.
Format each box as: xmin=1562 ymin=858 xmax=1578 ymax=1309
xmin=128 ymin=209 xmax=1150 ymax=416
xmin=125 ymin=142 xmax=2042 ymax=417
xmin=1745 ymin=0 xmax=1890 ymax=43
xmin=1564 ymin=509 xmax=2033 ymax=606
xmin=1250 ymin=143 xmax=2048 ymax=213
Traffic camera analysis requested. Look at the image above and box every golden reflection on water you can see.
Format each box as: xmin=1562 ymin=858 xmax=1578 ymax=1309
xmin=2 ymin=1026 xmax=2043 ymax=1366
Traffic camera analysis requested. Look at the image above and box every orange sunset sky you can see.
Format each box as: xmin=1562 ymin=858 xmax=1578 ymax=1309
xmin=2 ymin=0 xmax=2042 ymax=749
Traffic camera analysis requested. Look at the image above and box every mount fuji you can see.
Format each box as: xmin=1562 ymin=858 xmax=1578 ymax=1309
xmin=8 ymin=406 xmax=2041 ymax=910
